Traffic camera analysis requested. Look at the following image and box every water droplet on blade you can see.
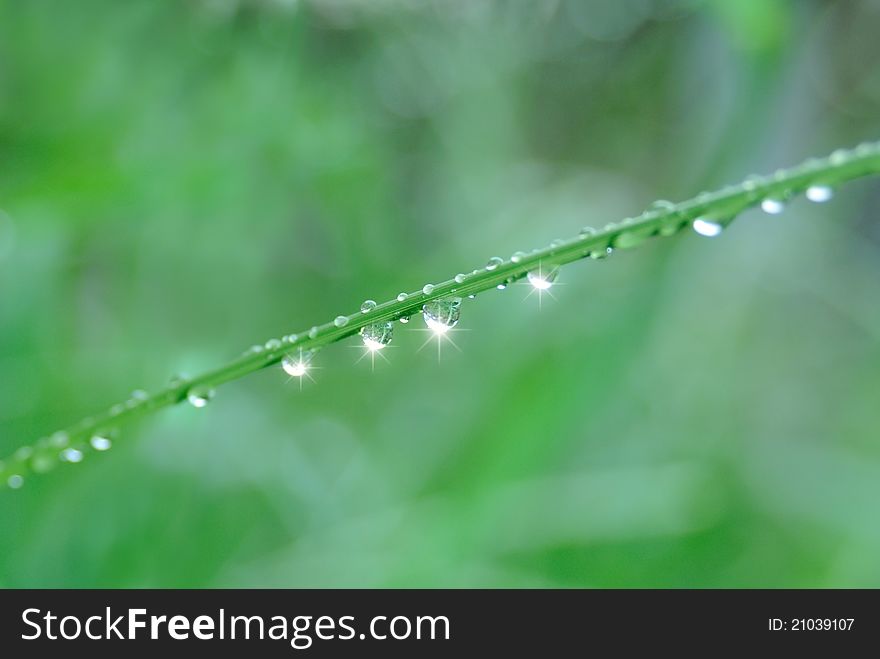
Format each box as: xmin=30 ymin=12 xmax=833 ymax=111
xmin=396 ymin=293 xmax=408 ymax=302
xmin=187 ymin=387 xmax=215 ymax=408
xmin=423 ymin=297 xmax=462 ymax=334
xmin=527 ymin=267 xmax=558 ymax=290
xmin=510 ymin=251 xmax=527 ymax=263
xmin=692 ymin=218 xmax=723 ymax=237
xmin=360 ymin=299 xmax=377 ymax=313
xmin=360 ymin=322 xmax=393 ymax=351
xmin=61 ymin=448 xmax=83 ymax=463
xmin=422 ymin=284 xmax=435 ymax=295
xmin=90 ymin=434 xmax=112 ymax=451
xmin=761 ymin=198 xmax=785 ymax=215
xmin=805 ymin=185 xmax=833 ymax=203
xmin=334 ymin=316 xmax=349 ymax=328
xmin=282 ymin=352 xmax=312 ymax=377
xmin=264 ymin=338 xmax=282 ymax=350
xmin=454 ymin=273 xmax=466 ymax=284
xmin=485 ymin=256 xmax=503 ymax=270
xmin=7 ymin=474 xmax=23 ymax=489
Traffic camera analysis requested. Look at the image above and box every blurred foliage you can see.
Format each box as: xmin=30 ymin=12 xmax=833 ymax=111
xmin=1 ymin=0 xmax=880 ymax=587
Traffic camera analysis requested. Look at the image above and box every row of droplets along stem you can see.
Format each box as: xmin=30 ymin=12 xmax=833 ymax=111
xmin=3 ymin=141 xmax=879 ymax=488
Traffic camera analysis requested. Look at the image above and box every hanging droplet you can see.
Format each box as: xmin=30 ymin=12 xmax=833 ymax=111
xmin=467 ymin=294 xmax=476 ymax=299
xmin=761 ymin=197 xmax=785 ymax=215
xmin=423 ymin=297 xmax=462 ymax=334
xmin=360 ymin=322 xmax=393 ymax=351
xmin=90 ymin=434 xmax=112 ymax=451
xmin=692 ymin=218 xmax=723 ymax=237
xmin=485 ymin=256 xmax=503 ymax=270
xmin=187 ymin=387 xmax=214 ymax=408
xmin=589 ymin=246 xmax=613 ymax=260
xmin=527 ymin=267 xmax=558 ymax=290
xmin=334 ymin=316 xmax=349 ymax=328
xmin=282 ymin=351 xmax=312 ymax=377
xmin=510 ymin=251 xmax=527 ymax=263
xmin=396 ymin=292 xmax=408 ymax=302
xmin=264 ymin=338 xmax=282 ymax=350
xmin=7 ymin=474 xmax=23 ymax=489
xmin=61 ymin=448 xmax=83 ymax=463
xmin=308 ymin=326 xmax=319 ymax=339
xmin=399 ymin=315 xmax=410 ymax=324
xmin=360 ymin=299 xmax=377 ymax=313
xmin=422 ymin=283 xmax=435 ymax=295
xmin=497 ymin=283 xmax=507 ymax=290
xmin=805 ymin=185 xmax=833 ymax=203
xmin=454 ymin=273 xmax=466 ymax=284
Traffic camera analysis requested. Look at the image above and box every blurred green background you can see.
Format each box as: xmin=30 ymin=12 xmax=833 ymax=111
xmin=2 ymin=0 xmax=880 ymax=588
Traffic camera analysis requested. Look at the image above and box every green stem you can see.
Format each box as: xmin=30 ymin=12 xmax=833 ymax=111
xmin=3 ymin=141 xmax=880 ymax=487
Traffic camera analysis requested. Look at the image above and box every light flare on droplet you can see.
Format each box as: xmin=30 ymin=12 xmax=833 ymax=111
xmin=692 ymin=218 xmax=723 ymax=237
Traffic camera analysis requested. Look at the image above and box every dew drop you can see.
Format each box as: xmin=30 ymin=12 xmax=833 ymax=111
xmin=265 ymin=338 xmax=282 ymax=350
xmin=61 ymin=448 xmax=83 ymax=463
xmin=805 ymin=185 xmax=833 ymax=203
xmin=761 ymin=198 xmax=786 ymax=215
xmin=549 ymin=239 xmax=565 ymax=248
xmin=187 ymin=387 xmax=214 ymax=408
xmin=244 ymin=344 xmax=264 ymax=356
xmin=399 ymin=316 xmax=410 ymax=324
xmin=579 ymin=226 xmax=596 ymax=237
xmin=510 ymin=251 xmax=527 ymax=263
xmin=422 ymin=297 xmax=462 ymax=334
xmin=308 ymin=326 xmax=319 ymax=339
xmin=360 ymin=299 xmax=377 ymax=313
xmin=334 ymin=315 xmax=349 ymax=328
xmin=422 ymin=283 xmax=435 ymax=295
xmin=527 ymin=267 xmax=558 ymax=290
xmin=360 ymin=322 xmax=393 ymax=351
xmin=90 ymin=434 xmax=112 ymax=451
xmin=589 ymin=246 xmax=613 ymax=260
xmin=50 ymin=432 xmax=69 ymax=448
xmin=467 ymin=294 xmax=476 ymax=299
xmin=7 ymin=474 xmax=23 ymax=489
xmin=650 ymin=199 xmax=676 ymax=213
xmin=396 ymin=292 xmax=408 ymax=302
xmin=497 ymin=283 xmax=507 ymax=290
xmin=829 ymin=149 xmax=848 ymax=166
xmin=15 ymin=446 xmax=33 ymax=461
xmin=485 ymin=256 xmax=503 ymax=270
xmin=454 ymin=273 xmax=466 ymax=284
xmin=282 ymin=352 xmax=312 ymax=377
xmin=131 ymin=389 xmax=148 ymax=401
xmin=692 ymin=218 xmax=723 ymax=237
